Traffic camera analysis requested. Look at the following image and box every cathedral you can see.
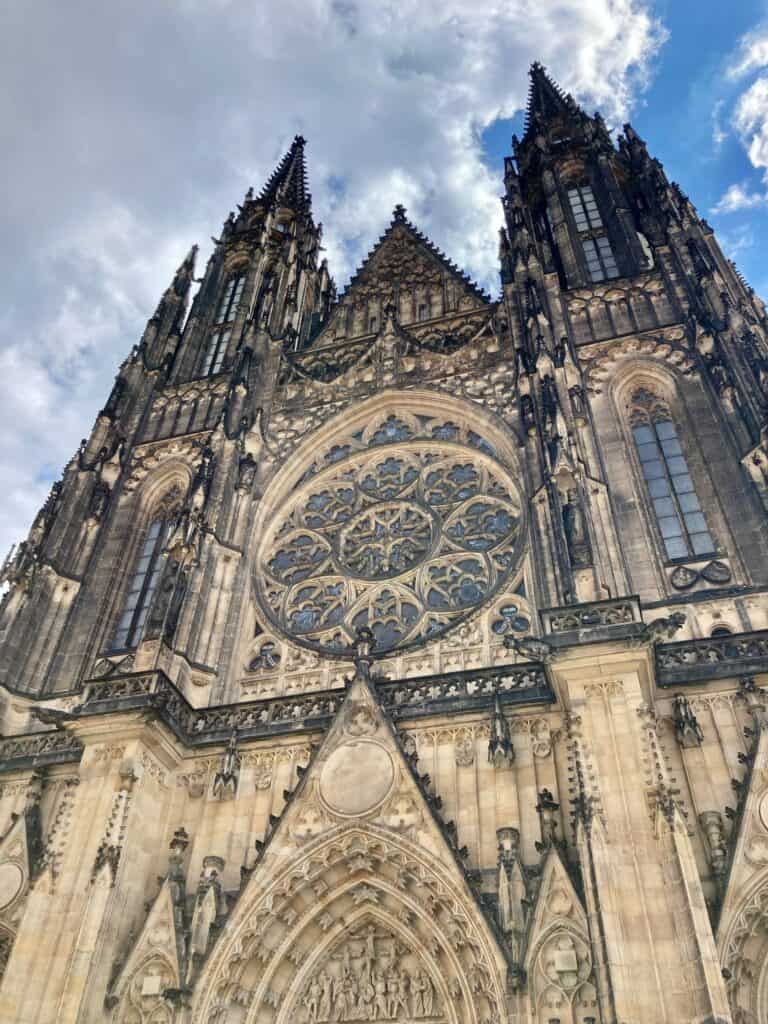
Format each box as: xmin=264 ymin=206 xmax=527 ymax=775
xmin=1 ymin=62 xmax=768 ymax=1023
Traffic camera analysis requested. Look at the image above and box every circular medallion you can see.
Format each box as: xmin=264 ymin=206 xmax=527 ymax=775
xmin=0 ymin=863 xmax=23 ymax=910
xmin=759 ymin=791 xmax=768 ymax=832
xmin=256 ymin=425 xmax=523 ymax=656
xmin=320 ymin=740 xmax=395 ymax=816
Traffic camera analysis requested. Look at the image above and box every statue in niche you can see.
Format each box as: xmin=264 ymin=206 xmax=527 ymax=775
xmin=87 ymin=480 xmax=110 ymax=523
xmin=561 ymin=488 xmax=592 ymax=568
xmin=256 ymin=270 xmax=277 ymax=327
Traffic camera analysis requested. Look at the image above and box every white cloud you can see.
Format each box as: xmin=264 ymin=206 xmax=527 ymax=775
xmin=712 ymin=99 xmax=728 ymax=148
xmin=0 ymin=0 xmax=666 ymax=554
xmin=734 ymin=75 xmax=768 ymax=178
xmin=727 ymin=25 xmax=768 ymax=79
xmin=710 ymin=181 xmax=768 ymax=214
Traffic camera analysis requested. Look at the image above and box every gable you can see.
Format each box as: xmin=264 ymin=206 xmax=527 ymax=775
xmin=311 ymin=212 xmax=490 ymax=349
xmin=190 ymin=659 xmax=512 ymax=1023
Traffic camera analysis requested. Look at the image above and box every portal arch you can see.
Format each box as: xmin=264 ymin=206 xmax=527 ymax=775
xmin=191 ymin=824 xmax=510 ymax=1024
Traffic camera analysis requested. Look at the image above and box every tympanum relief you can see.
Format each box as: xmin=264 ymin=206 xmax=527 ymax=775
xmin=299 ymin=926 xmax=443 ymax=1023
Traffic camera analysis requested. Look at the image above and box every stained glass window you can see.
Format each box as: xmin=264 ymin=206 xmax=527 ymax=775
xmin=215 ymin=274 xmax=245 ymax=324
xmin=567 ymin=184 xmax=619 ymax=283
xmin=112 ymin=519 xmax=167 ymax=650
xmin=201 ymin=328 xmax=231 ymax=376
xmin=631 ymin=392 xmax=714 ymax=561
xmin=200 ymin=273 xmax=244 ymax=375
xmin=257 ymin=435 xmax=523 ymax=656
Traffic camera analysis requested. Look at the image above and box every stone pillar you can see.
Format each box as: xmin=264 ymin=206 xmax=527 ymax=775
xmin=551 ymin=640 xmax=732 ymax=1023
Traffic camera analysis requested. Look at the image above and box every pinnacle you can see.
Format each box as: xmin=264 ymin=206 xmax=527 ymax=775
xmin=524 ymin=61 xmax=577 ymax=133
xmin=255 ymin=134 xmax=311 ymax=215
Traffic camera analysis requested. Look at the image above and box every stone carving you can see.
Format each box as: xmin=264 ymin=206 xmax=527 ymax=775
xmin=546 ymin=600 xmax=635 ymax=633
xmin=672 ymin=694 xmax=704 ymax=747
xmin=343 ymin=701 xmax=379 ymax=737
xmin=488 ymin=694 xmax=514 ymax=768
xmin=539 ymin=931 xmax=591 ymax=992
xmin=298 ymin=925 xmax=443 ymax=1022
xmin=670 ymin=559 xmax=732 ymax=590
xmin=212 ymin=732 xmax=240 ymax=799
xmin=698 ymin=811 xmax=727 ymax=878
xmin=454 ymin=735 xmax=475 ymax=767
xmin=657 ymin=629 xmax=768 ymax=676
xmin=561 ymin=488 xmax=592 ymax=568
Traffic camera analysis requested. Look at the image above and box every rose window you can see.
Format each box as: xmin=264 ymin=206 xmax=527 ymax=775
xmin=257 ymin=440 xmax=523 ymax=655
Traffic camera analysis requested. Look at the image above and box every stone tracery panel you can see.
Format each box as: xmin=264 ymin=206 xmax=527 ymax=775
xmin=256 ymin=414 xmax=523 ymax=656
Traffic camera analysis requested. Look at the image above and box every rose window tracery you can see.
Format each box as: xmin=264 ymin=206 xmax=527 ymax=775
xmin=257 ymin=432 xmax=523 ymax=655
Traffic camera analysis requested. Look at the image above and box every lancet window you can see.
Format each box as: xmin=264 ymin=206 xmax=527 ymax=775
xmin=215 ymin=272 xmax=245 ymax=324
xmin=200 ymin=272 xmax=245 ymax=375
xmin=567 ymin=184 xmax=619 ymax=283
xmin=630 ymin=388 xmax=714 ymax=560
xmin=112 ymin=517 xmax=168 ymax=650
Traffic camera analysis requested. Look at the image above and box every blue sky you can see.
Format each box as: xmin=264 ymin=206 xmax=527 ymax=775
xmin=481 ymin=1 xmax=768 ymax=297
xmin=1 ymin=0 xmax=767 ymax=558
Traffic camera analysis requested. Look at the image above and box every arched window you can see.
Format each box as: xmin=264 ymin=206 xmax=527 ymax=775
xmin=566 ymin=184 xmax=619 ymax=283
xmin=215 ymin=272 xmax=245 ymax=324
xmin=710 ymin=625 xmax=732 ymax=637
xmin=112 ymin=517 xmax=168 ymax=650
xmin=200 ymin=272 xmax=245 ymax=376
xmin=630 ymin=388 xmax=715 ymax=560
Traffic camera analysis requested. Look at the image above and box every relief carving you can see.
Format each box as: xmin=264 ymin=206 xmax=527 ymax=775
xmin=299 ymin=925 xmax=444 ymax=1023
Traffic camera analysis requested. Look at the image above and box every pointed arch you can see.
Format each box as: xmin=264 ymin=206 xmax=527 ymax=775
xmin=719 ymin=868 xmax=768 ymax=1024
xmin=191 ymin=823 xmax=510 ymax=1024
xmin=109 ymin=461 xmax=190 ymax=653
xmin=113 ymin=950 xmax=180 ymax=1024
xmin=595 ymin=354 xmax=740 ymax=594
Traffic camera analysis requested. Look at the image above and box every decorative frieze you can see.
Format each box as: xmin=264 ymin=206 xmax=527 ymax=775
xmin=656 ymin=629 xmax=768 ymax=686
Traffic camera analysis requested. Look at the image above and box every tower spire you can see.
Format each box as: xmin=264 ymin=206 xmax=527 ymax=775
xmin=524 ymin=62 xmax=579 ymax=135
xmin=256 ymin=134 xmax=311 ymax=215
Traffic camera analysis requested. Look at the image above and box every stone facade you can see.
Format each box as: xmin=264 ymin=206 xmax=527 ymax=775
xmin=0 ymin=64 xmax=766 ymax=1022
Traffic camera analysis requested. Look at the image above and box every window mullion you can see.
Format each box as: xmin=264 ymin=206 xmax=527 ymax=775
xmin=653 ymin=423 xmax=691 ymax=557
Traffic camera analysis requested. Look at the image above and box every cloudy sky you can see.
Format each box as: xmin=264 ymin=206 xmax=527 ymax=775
xmin=1 ymin=0 xmax=767 ymax=557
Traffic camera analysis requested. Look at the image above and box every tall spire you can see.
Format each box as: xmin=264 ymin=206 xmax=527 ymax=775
xmin=524 ymin=62 xmax=578 ymax=134
xmin=256 ymin=134 xmax=311 ymax=215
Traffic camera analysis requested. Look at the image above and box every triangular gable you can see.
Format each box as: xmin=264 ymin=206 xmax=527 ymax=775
xmin=717 ymin=714 xmax=768 ymax=949
xmin=345 ymin=207 xmax=490 ymax=303
xmin=523 ymin=845 xmax=598 ymax=1022
xmin=108 ymin=871 xmax=186 ymax=1006
xmin=307 ymin=207 xmax=491 ymax=350
xmin=190 ymin=659 xmax=513 ymax=1023
xmin=0 ymin=814 xmax=34 ymax=925
xmin=524 ymin=845 xmax=588 ymax=967
xmin=256 ymin=662 xmax=500 ymax=899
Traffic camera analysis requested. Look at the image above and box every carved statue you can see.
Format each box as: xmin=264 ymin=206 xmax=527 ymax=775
xmin=298 ymin=927 xmax=441 ymax=1022
xmin=562 ymin=488 xmax=592 ymax=568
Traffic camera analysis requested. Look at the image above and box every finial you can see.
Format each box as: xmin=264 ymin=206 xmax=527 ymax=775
xmin=392 ymin=203 xmax=407 ymax=223
xmin=293 ymin=134 xmax=306 ymax=147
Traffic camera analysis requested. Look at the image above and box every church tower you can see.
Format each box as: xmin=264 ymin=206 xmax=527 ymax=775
xmin=0 ymin=66 xmax=767 ymax=1023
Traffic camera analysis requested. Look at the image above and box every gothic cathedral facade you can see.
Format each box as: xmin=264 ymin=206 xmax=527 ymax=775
xmin=0 ymin=64 xmax=767 ymax=1024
